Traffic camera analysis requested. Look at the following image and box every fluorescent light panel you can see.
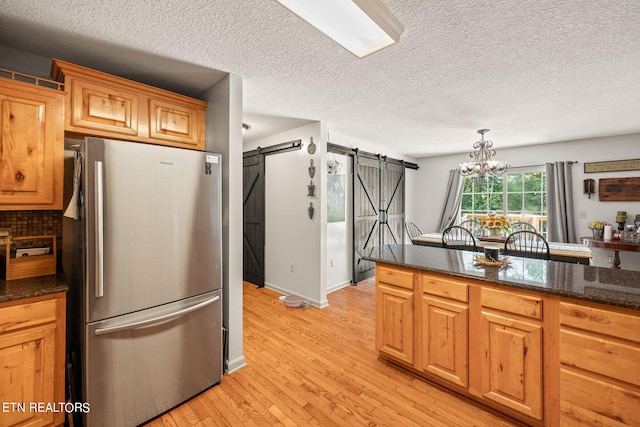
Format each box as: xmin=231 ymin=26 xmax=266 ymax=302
xmin=276 ymin=0 xmax=404 ymax=58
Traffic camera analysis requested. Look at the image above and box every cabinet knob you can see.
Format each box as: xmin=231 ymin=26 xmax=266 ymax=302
xmin=15 ymin=171 xmax=25 ymax=182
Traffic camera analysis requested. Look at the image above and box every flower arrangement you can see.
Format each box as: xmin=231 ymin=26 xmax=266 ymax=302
xmin=479 ymin=213 xmax=511 ymax=233
xmin=588 ymin=221 xmax=610 ymax=230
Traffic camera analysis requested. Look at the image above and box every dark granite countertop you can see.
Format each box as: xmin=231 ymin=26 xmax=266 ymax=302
xmin=0 ymin=271 xmax=69 ymax=304
xmin=364 ymin=244 xmax=640 ymax=311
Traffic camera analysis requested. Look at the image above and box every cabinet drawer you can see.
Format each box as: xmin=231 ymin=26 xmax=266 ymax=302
xmin=421 ymin=274 xmax=468 ymax=302
xmin=560 ymin=368 xmax=640 ymax=426
xmin=377 ymin=265 xmax=414 ymax=290
xmin=0 ymin=298 xmax=57 ymax=333
xmin=481 ymin=287 xmax=542 ymax=319
xmin=560 ymin=301 xmax=640 ymax=343
xmin=560 ymin=328 xmax=640 ymax=387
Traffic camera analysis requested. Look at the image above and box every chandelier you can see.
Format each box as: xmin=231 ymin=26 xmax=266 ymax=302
xmin=459 ymin=129 xmax=508 ymax=185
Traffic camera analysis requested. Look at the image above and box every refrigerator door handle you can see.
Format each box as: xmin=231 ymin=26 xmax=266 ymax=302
xmin=94 ymin=295 xmax=220 ymax=336
xmin=95 ymin=161 xmax=104 ymax=298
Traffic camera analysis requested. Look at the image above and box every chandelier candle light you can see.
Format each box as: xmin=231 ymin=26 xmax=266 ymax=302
xmin=459 ymin=129 xmax=509 ymax=186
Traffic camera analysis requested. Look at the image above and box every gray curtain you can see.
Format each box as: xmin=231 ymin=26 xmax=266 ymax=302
xmin=436 ymin=169 xmax=464 ymax=232
xmin=546 ymin=161 xmax=577 ymax=243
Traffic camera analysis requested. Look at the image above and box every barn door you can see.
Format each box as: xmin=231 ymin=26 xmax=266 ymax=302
xmin=380 ymin=160 xmax=405 ymax=246
xmin=352 ymin=155 xmax=381 ymax=283
xmin=352 ymin=154 xmax=406 ymax=283
xmin=243 ymin=153 xmax=265 ymax=287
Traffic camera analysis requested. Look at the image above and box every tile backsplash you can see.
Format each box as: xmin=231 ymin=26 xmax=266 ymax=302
xmin=0 ymin=210 xmax=63 ymax=251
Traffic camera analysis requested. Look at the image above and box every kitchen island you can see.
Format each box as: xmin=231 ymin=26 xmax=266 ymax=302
xmin=364 ymin=244 xmax=640 ymax=427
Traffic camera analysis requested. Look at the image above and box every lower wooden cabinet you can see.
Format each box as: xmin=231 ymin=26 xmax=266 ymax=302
xmin=478 ymin=287 xmax=543 ymax=421
xmin=559 ymin=301 xmax=640 ymax=426
xmin=418 ymin=274 xmax=469 ymax=388
xmin=375 ymin=264 xmax=640 ymax=425
xmin=375 ymin=265 xmax=414 ymax=364
xmin=0 ymin=293 xmax=66 ymax=427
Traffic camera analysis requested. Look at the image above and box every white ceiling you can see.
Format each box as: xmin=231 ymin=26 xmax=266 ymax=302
xmin=1 ymin=0 xmax=639 ymax=158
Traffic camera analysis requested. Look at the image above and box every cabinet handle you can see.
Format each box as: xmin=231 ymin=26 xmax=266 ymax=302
xmin=15 ymin=171 xmax=25 ymax=181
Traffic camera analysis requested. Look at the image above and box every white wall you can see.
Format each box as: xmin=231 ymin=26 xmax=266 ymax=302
xmin=326 ymin=153 xmax=352 ymax=292
xmin=409 ymin=133 xmax=640 ymax=271
xmin=202 ymin=75 xmax=246 ymax=373
xmin=245 ymin=122 xmax=329 ymax=307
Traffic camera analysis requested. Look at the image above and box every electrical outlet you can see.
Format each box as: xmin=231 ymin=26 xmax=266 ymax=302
xmin=330 ymin=259 xmax=335 ymax=267
xmin=290 ymin=263 xmax=295 ymax=272
xmin=607 ymin=256 xmax=613 ymax=264
xmin=579 ymin=211 xmax=587 ymax=218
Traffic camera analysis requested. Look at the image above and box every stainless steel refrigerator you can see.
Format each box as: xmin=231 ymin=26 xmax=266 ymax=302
xmin=64 ymin=137 xmax=223 ymax=426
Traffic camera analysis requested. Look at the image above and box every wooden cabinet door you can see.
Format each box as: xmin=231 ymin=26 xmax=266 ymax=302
xmin=376 ymin=283 xmax=414 ymax=364
xmin=148 ymin=97 xmax=205 ymax=149
xmin=0 ymin=80 xmax=64 ymax=209
xmin=479 ymin=310 xmax=543 ymax=420
xmin=420 ymin=295 xmax=468 ymax=387
xmin=67 ymin=77 xmax=139 ymax=137
xmin=0 ymin=325 xmax=56 ymax=426
xmin=375 ymin=266 xmax=415 ymax=364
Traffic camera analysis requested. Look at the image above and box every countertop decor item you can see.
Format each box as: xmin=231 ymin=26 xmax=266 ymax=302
xmin=588 ymin=220 xmax=608 ymax=237
xmin=459 ymin=129 xmax=509 ymax=188
xmin=474 ymin=254 xmax=511 ymax=271
xmin=479 ymin=213 xmax=511 ymax=237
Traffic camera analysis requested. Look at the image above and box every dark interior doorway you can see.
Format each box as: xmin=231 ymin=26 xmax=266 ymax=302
xmin=242 ymin=140 xmax=302 ymax=287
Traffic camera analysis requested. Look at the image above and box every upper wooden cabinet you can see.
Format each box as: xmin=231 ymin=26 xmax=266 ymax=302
xmin=51 ymin=59 xmax=207 ymax=150
xmin=0 ymin=76 xmax=65 ymax=210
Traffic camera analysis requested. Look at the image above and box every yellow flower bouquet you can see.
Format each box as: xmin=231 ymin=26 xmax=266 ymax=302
xmin=480 ymin=213 xmax=511 ymax=235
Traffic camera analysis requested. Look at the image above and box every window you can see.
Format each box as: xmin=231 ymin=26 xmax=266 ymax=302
xmin=460 ymin=167 xmax=547 ymax=236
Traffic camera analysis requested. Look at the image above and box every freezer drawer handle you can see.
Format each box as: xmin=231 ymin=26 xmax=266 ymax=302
xmin=94 ymin=295 xmax=220 ymax=336
xmin=95 ymin=161 xmax=104 ymax=298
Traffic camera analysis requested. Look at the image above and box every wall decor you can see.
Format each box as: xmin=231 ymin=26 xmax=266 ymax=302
xmin=307 ymin=137 xmax=316 ymax=154
xmin=584 ymin=159 xmax=640 ymax=173
xmin=308 ymin=202 xmax=314 ymax=219
xmin=308 ymin=159 xmax=315 ymax=178
xmin=599 ymin=177 xmax=640 ymax=201
xmin=307 ymin=180 xmax=316 ymax=197
xmin=583 ymin=178 xmax=595 ymax=198
xmin=327 ymin=174 xmax=346 ymax=223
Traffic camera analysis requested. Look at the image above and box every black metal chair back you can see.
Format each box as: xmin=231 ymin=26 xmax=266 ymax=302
xmin=460 ymin=218 xmax=482 ymax=236
xmin=504 ymin=230 xmax=550 ymax=260
xmin=511 ymin=221 xmax=537 ymax=233
xmin=405 ymin=221 xmax=423 ymax=243
xmin=442 ymin=225 xmax=477 ymax=252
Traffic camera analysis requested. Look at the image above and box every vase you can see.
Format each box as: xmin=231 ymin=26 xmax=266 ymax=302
xmin=489 ymin=228 xmax=500 ymax=238
xmin=592 ymin=228 xmax=604 ymax=238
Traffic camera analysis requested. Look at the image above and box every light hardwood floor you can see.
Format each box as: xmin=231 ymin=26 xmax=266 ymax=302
xmin=146 ymin=279 xmax=521 ymax=426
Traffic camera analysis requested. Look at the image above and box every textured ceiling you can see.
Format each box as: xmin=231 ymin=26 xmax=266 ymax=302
xmin=1 ymin=0 xmax=639 ymax=158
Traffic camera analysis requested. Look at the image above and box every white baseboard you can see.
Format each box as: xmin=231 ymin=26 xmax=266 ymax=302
xmin=264 ymin=282 xmax=330 ymax=309
xmin=327 ymin=280 xmax=352 ymax=294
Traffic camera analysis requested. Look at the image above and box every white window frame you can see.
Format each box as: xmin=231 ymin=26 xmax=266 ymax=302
xmin=459 ymin=166 xmax=547 ymax=236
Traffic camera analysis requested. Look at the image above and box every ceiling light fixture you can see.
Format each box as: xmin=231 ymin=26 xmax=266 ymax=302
xmin=275 ymin=0 xmax=404 ymax=58
xmin=459 ymin=129 xmax=509 ymax=186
